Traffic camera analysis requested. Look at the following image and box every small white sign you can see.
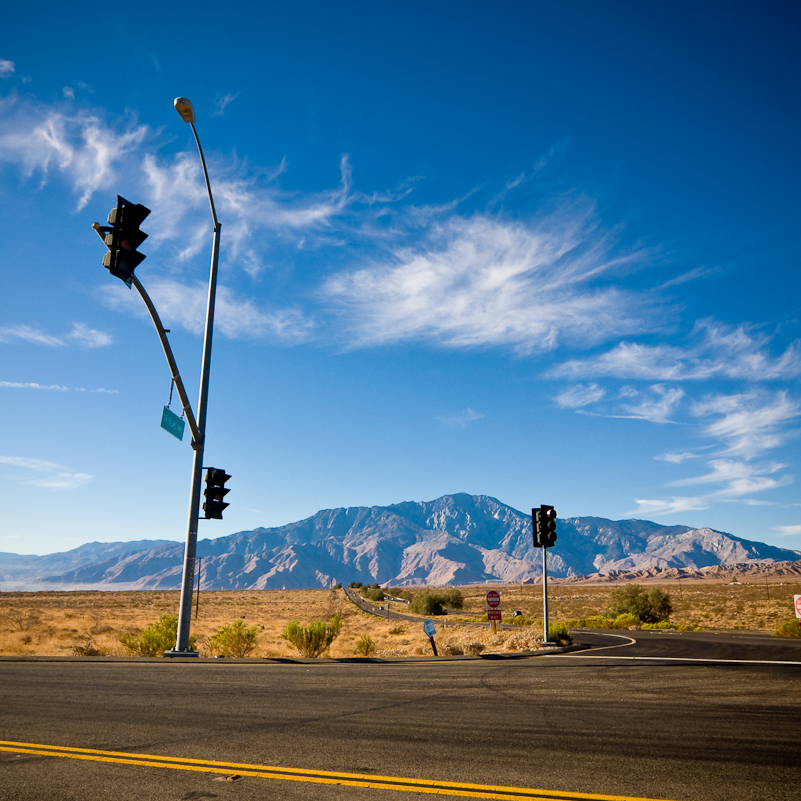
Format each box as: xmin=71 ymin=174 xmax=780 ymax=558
xmin=423 ymin=619 xmax=436 ymax=637
xmin=794 ymin=595 xmax=801 ymax=619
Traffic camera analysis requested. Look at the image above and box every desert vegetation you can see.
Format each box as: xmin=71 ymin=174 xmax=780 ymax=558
xmin=0 ymin=577 xmax=799 ymax=658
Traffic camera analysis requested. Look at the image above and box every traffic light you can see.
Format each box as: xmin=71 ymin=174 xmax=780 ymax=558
xmin=203 ymin=468 xmax=230 ymax=519
xmin=101 ymin=195 xmax=150 ymax=287
xmin=540 ymin=505 xmax=557 ymax=547
xmin=532 ymin=507 xmax=543 ymax=548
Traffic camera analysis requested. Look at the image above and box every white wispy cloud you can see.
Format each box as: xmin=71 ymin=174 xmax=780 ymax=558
xmin=628 ymin=496 xmax=710 ymax=516
xmin=551 ymin=319 xmax=801 ymax=382
xmin=656 ymin=451 xmax=698 ymax=464
xmin=0 ymin=93 xmax=151 ymax=210
xmin=691 ymin=390 xmax=800 ymax=458
xmin=0 ymin=60 xmax=15 ymax=77
xmin=670 ymin=458 xmax=791 ymax=497
xmin=773 ymin=525 xmax=801 ymax=536
xmin=100 ymin=278 xmax=315 ymax=342
xmin=0 ymin=381 xmax=69 ymax=391
xmin=0 ymin=381 xmax=118 ymax=393
xmin=0 ymin=456 xmax=93 ymax=490
xmin=0 ymin=323 xmax=111 ymax=348
xmin=213 ymin=92 xmax=240 ymax=116
xmin=323 ymin=210 xmax=651 ymax=352
xmin=554 ymin=383 xmax=606 ymax=409
xmin=437 ymin=407 xmax=486 ymax=429
xmin=616 ymin=384 xmax=684 ymax=423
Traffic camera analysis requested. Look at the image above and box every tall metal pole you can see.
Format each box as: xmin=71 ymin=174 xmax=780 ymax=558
xmin=167 ymin=102 xmax=221 ymax=656
xmin=542 ymin=545 xmax=550 ymax=645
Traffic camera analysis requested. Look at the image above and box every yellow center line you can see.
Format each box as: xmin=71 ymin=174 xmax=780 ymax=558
xmin=0 ymin=739 xmax=684 ymax=801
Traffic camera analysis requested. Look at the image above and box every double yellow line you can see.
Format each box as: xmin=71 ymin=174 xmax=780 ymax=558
xmin=0 ymin=739 xmax=678 ymax=801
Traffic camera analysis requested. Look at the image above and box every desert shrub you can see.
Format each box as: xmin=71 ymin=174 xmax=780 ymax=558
xmin=510 ymin=615 xmax=533 ymax=626
xmin=548 ymin=622 xmax=572 ymax=645
xmin=773 ymin=618 xmax=801 ymax=638
xmin=641 ymin=621 xmax=672 ymax=630
xmin=463 ymin=642 xmax=486 ymax=655
xmin=441 ymin=589 xmax=464 ymax=610
xmin=119 ymin=614 xmax=195 ymax=657
xmin=387 ymin=589 xmax=413 ymax=601
xmin=210 ymin=619 xmax=259 ymax=658
xmin=612 ymin=612 xmax=641 ymax=629
xmin=363 ymin=587 xmax=385 ymax=602
xmin=409 ymin=590 xmax=464 ymax=616
xmin=282 ymin=616 xmax=342 ymax=658
xmin=348 ymin=582 xmax=364 ymax=589
xmin=441 ymin=643 xmax=464 ymax=655
xmin=388 ymin=626 xmax=406 ymax=635
xmin=409 ymin=592 xmax=446 ymax=615
xmin=610 ymin=585 xmax=672 ymax=623
xmin=356 ymin=633 xmax=376 ymax=656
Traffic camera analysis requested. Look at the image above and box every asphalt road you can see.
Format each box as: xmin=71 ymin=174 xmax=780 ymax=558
xmin=1 ymin=632 xmax=799 ymax=801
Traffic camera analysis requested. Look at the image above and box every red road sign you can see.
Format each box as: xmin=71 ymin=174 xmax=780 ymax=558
xmin=795 ymin=595 xmax=801 ymax=619
xmin=487 ymin=609 xmax=502 ymax=622
xmin=486 ymin=590 xmax=501 ymax=609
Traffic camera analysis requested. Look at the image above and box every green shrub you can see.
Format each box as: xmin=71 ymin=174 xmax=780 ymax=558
xmin=773 ymin=618 xmax=801 ymax=638
xmin=548 ymin=622 xmax=572 ymax=645
xmin=612 ymin=612 xmax=641 ymax=629
xmin=119 ymin=614 xmax=195 ymax=657
xmin=641 ymin=621 xmax=672 ymax=630
xmin=610 ymin=585 xmax=672 ymax=623
xmin=363 ymin=588 xmax=385 ymax=602
xmin=356 ymin=633 xmax=376 ymax=656
xmin=409 ymin=592 xmax=446 ymax=615
xmin=281 ymin=616 xmax=342 ymax=658
xmin=441 ymin=589 xmax=464 ymax=610
xmin=348 ymin=582 xmax=364 ymax=589
xmin=210 ymin=619 xmax=259 ymax=658
xmin=409 ymin=590 xmax=464 ymax=616
xmin=388 ymin=626 xmax=406 ymax=635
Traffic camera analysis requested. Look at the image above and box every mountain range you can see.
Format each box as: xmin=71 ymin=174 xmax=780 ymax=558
xmin=2 ymin=494 xmax=799 ymax=590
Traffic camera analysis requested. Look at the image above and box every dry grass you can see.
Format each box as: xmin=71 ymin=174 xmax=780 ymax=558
xmin=1 ymin=578 xmax=798 ymax=658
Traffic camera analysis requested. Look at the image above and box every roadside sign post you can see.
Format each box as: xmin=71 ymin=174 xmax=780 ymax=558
xmin=423 ymin=618 xmax=438 ymax=655
xmin=794 ymin=595 xmax=801 ymax=619
xmin=486 ymin=590 xmax=502 ymax=633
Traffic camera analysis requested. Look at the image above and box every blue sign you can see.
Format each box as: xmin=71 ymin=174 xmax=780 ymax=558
xmin=161 ymin=406 xmax=185 ymax=441
xmin=423 ymin=619 xmax=436 ymax=637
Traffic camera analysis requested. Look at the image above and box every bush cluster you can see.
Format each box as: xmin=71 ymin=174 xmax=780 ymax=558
xmin=210 ymin=619 xmax=259 ymax=658
xmin=408 ymin=589 xmax=464 ymax=616
xmin=547 ymin=622 xmax=572 ymax=645
xmin=119 ymin=614 xmax=195 ymax=657
xmin=356 ymin=633 xmax=376 ymax=656
xmin=281 ymin=616 xmax=342 ymax=658
xmin=609 ymin=585 xmax=672 ymax=623
xmin=773 ymin=618 xmax=801 ymax=638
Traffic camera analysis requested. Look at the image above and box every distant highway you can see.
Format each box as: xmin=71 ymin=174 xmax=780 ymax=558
xmin=1 ymin=629 xmax=798 ymax=801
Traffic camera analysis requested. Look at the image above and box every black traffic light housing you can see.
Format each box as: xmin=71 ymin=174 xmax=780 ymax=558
xmin=203 ymin=468 xmax=230 ymax=519
xmin=532 ymin=505 xmax=557 ymax=548
xmin=101 ymin=195 xmax=150 ymax=287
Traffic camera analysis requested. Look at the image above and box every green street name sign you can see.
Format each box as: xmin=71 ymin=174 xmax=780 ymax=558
xmin=161 ymin=406 xmax=185 ymax=441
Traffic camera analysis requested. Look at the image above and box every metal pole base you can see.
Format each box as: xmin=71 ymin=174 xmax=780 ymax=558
xmin=163 ymin=649 xmax=199 ymax=658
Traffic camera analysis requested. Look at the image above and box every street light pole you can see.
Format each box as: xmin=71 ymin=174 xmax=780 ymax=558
xmin=166 ymin=97 xmax=221 ymax=656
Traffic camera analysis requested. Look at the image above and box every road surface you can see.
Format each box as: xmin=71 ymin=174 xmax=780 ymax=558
xmin=1 ymin=630 xmax=798 ymax=801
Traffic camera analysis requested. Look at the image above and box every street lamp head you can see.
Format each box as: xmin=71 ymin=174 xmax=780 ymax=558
xmin=174 ymin=97 xmax=195 ymax=124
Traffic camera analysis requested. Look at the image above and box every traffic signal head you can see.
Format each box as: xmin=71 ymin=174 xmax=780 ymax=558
xmin=540 ymin=505 xmax=557 ymax=547
xmin=532 ymin=508 xmax=543 ymax=548
xmin=203 ymin=468 xmax=230 ymax=520
xmin=102 ymin=195 xmax=150 ymax=287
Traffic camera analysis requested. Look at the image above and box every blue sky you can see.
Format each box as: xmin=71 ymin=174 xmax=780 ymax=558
xmin=1 ymin=1 xmax=800 ymax=556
